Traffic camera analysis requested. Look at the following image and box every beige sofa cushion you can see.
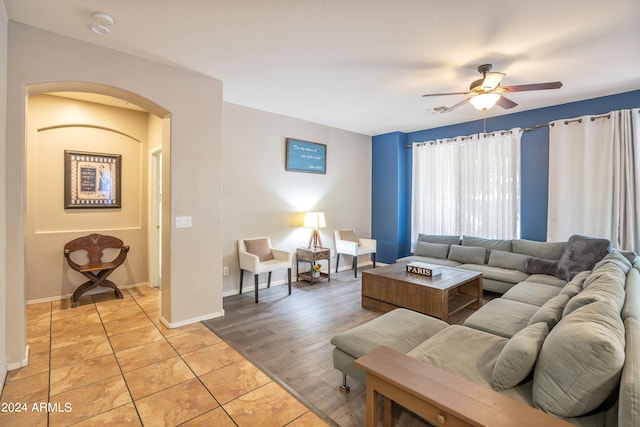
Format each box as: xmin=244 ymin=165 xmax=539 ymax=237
xmin=464 ymin=298 xmax=539 ymax=338
xmin=408 ymin=325 xmax=507 ymax=387
xmin=533 ymin=301 xmax=625 ymax=418
xmin=527 ymin=294 xmax=569 ymax=329
xmin=491 ymin=322 xmax=549 ymax=391
xmin=512 ymin=239 xmax=566 ymax=260
xmin=417 ymin=233 xmax=461 ymax=245
xmin=622 ymin=268 xmax=639 ymax=321
xmin=563 ymin=277 xmax=625 ymax=317
xmin=619 ymin=317 xmax=640 ymax=427
xmin=448 ymin=245 xmax=486 ymax=265
xmin=462 ymin=235 xmax=512 ymax=263
xmin=414 ymin=241 xmax=449 ymax=259
xmin=502 ymin=282 xmax=562 ymax=306
xmin=330 ymin=308 xmax=447 ymax=359
xmin=488 ymin=250 xmax=530 ymax=271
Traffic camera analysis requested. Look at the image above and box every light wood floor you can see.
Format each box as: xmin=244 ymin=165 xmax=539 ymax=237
xmin=205 ymin=268 xmax=492 ymax=427
xmin=1 ymin=286 xmax=327 ymax=426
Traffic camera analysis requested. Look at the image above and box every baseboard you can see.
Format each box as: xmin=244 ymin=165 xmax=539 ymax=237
xmin=224 ymin=263 xmax=390 ymax=297
xmin=0 ymin=363 xmax=7 ymax=396
xmin=26 ymin=282 xmax=153 ymax=305
xmin=159 ymin=309 xmax=225 ymax=329
xmin=335 ymin=260 xmax=387 ymax=273
xmin=224 ymin=278 xmax=290 ymax=297
xmin=6 ymin=344 xmax=29 ymax=371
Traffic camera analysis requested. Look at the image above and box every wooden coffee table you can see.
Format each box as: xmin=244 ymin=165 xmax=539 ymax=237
xmin=361 ymin=262 xmax=482 ymax=322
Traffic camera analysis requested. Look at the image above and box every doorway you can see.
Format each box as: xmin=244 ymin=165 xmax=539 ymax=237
xmin=151 ymin=149 xmax=163 ymax=288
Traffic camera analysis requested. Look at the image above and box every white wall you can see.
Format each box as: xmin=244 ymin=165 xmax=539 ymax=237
xmin=222 ymin=103 xmax=372 ymax=294
xmin=6 ymin=22 xmax=224 ymax=366
xmin=25 ymin=95 xmax=150 ymax=301
xmin=0 ymin=0 xmax=9 ymax=392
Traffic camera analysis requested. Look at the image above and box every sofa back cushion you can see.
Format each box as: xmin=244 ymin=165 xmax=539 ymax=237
xmin=592 ymin=251 xmax=633 ymax=275
xmin=533 ymin=301 xmax=625 ymax=418
xmin=619 ymin=317 xmax=640 ymax=427
xmin=527 ymin=294 xmax=569 ymax=330
xmin=491 ymin=322 xmax=549 ymax=391
xmin=564 ymin=271 xmax=626 ymax=317
xmin=448 ymin=245 xmax=486 ymax=265
xmin=462 ymin=235 xmax=512 ymax=263
xmin=417 ymin=234 xmax=461 ymax=245
xmin=414 ymin=241 xmax=450 ymax=259
xmin=488 ymin=250 xmax=529 ymax=271
xmin=622 ymin=268 xmax=639 ymax=321
xmin=512 ymin=239 xmax=566 ymax=260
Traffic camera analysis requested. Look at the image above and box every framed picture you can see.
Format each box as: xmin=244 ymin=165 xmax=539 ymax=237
xmin=64 ymin=150 xmax=121 ymax=208
xmin=285 ymin=138 xmax=326 ymax=174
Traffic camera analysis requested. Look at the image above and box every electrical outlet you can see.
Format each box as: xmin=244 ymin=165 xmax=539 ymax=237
xmin=223 ymin=266 xmax=229 ymax=276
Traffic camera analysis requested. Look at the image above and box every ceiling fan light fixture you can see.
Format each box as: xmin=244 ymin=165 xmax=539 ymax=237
xmin=469 ymin=93 xmax=500 ymax=111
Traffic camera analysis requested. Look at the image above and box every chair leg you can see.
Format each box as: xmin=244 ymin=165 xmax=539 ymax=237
xmin=336 ymin=254 xmax=340 ymax=273
xmin=372 ymin=253 xmax=376 ymax=268
xmin=239 ymin=269 xmax=244 ymax=294
xmin=254 ymin=274 xmax=259 ymax=303
xmin=267 ymin=271 xmax=272 ymax=288
xmin=287 ymin=268 xmax=292 ymax=295
xmin=353 ymin=256 xmax=357 ymax=278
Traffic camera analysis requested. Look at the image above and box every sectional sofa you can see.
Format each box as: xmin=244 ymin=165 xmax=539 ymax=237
xmin=331 ymin=246 xmax=639 ymax=426
xmin=396 ymin=233 xmax=634 ymax=293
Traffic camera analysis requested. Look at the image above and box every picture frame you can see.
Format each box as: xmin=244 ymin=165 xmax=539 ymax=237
xmin=285 ymin=138 xmax=326 ymax=174
xmin=64 ymin=150 xmax=121 ymax=209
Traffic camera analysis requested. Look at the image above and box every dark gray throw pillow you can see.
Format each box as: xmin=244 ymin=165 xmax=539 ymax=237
xmin=556 ymin=235 xmax=611 ymax=281
xmin=525 ymin=257 xmax=558 ymax=276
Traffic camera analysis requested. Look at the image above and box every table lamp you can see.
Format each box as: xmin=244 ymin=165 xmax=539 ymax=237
xmin=304 ymin=211 xmax=326 ymax=249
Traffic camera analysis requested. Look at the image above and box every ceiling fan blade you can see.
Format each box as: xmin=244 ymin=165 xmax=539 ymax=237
xmin=496 ymin=96 xmax=518 ymax=109
xmin=440 ymin=97 xmax=471 ymax=113
xmin=481 ymin=72 xmax=505 ymax=91
xmin=502 ymin=81 xmax=563 ymax=92
xmin=422 ymin=91 xmax=469 ymax=97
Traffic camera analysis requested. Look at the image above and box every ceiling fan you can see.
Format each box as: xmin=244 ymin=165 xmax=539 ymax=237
xmin=423 ymin=64 xmax=562 ymax=113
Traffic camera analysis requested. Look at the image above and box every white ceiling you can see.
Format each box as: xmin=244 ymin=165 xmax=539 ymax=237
xmin=4 ymin=0 xmax=640 ymax=136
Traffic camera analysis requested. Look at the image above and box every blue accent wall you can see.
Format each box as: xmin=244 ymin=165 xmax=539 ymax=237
xmin=372 ymin=90 xmax=640 ymax=263
xmin=372 ymin=132 xmax=408 ymax=263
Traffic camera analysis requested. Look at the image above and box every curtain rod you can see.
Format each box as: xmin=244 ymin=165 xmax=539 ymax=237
xmin=406 ymin=111 xmax=622 ymax=147
xmin=551 ymin=113 xmax=611 ymax=127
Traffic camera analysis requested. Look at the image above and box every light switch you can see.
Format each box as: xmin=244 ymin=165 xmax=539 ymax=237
xmin=175 ymin=216 xmax=192 ymax=228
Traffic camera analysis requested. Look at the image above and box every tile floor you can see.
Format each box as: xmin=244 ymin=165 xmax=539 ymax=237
xmin=0 ymin=286 xmax=329 ymax=426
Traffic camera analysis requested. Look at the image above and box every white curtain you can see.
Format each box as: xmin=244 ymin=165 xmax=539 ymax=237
xmin=548 ymin=109 xmax=640 ymax=252
xmin=411 ymin=129 xmax=521 ymax=246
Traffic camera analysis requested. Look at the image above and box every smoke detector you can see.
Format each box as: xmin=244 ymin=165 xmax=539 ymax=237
xmin=90 ymin=12 xmax=114 ymax=34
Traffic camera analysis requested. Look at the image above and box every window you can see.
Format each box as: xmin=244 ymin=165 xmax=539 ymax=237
xmin=411 ymin=129 xmax=522 ymax=245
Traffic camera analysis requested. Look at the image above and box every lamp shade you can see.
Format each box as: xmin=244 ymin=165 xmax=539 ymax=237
xmin=304 ymin=212 xmax=326 ymax=229
xmin=469 ymin=93 xmax=501 ymax=111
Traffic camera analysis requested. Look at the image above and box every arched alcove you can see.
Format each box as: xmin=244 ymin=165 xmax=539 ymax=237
xmin=24 ymin=83 xmax=170 ymax=310
xmin=6 ymin=23 xmax=224 ymax=369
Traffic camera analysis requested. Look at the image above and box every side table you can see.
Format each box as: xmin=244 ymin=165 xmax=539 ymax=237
xmin=296 ymin=247 xmax=331 ymax=284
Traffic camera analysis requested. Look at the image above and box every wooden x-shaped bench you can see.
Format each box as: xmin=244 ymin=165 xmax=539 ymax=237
xmin=64 ymin=234 xmax=130 ymax=307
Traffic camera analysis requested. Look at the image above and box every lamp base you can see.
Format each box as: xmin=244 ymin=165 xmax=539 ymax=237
xmin=308 ymin=229 xmax=323 ymax=249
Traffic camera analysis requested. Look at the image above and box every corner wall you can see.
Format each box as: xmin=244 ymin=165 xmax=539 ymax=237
xmin=6 ymin=22 xmax=224 ymax=366
xmin=0 ymin=0 xmax=9 ymax=391
xmin=222 ymin=103 xmax=371 ymax=295
xmin=372 ymin=90 xmax=640 ymax=262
